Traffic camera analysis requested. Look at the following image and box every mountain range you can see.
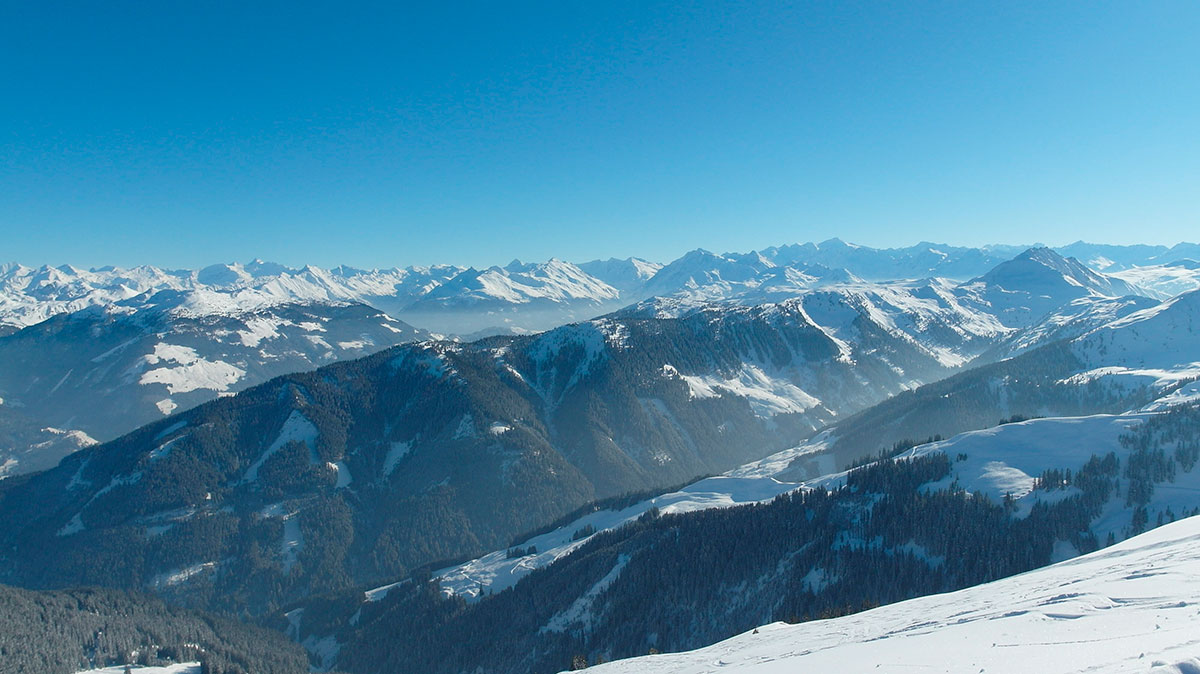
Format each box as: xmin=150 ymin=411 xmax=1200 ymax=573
xmin=1 ymin=240 xmax=1199 ymax=673
xmin=0 ymin=297 xmax=427 ymax=477
xmin=5 ymin=240 xmax=1198 ymax=338
xmin=2 ymin=242 xmax=1181 ymax=478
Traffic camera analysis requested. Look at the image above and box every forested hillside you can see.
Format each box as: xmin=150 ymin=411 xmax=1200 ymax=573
xmin=0 ymin=299 xmax=967 ymax=617
xmin=317 ymin=403 xmax=1200 ymax=674
xmin=0 ymin=583 xmax=306 ymax=674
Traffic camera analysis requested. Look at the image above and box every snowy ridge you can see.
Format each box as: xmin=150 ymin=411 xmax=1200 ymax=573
xmin=587 ymin=514 xmax=1200 ymax=674
xmin=1110 ymin=260 xmax=1200 ymax=299
xmin=1067 ymin=289 xmax=1200 ymax=392
xmin=405 ymin=388 xmax=1197 ymax=606
xmin=0 ymin=299 xmax=426 ymax=476
xmin=367 ymin=474 xmax=804 ymax=603
xmin=5 ymin=241 xmax=1189 ymax=336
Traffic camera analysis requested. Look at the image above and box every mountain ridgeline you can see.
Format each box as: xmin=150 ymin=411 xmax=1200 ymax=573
xmin=0 ymin=298 xmax=971 ymax=616
xmin=0 ymin=244 xmax=1198 ymax=673
xmin=0 ymin=299 xmax=428 ymax=476
xmin=314 ymin=403 xmax=1200 ymax=674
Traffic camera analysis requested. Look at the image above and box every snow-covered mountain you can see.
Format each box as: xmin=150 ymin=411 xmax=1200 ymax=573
xmin=759 ymin=239 xmax=1031 ymax=280
xmin=0 ymin=258 xmax=627 ymax=337
xmin=307 ymin=395 xmax=1200 ymax=674
xmin=1067 ymin=287 xmax=1200 ymax=393
xmin=955 ymin=247 xmax=1146 ymax=329
xmin=2 ymin=245 xmax=1123 ymax=481
xmin=4 ymin=241 xmax=1190 ymax=338
xmin=1055 ymin=240 xmax=1200 ymax=271
xmin=1109 ymin=259 xmax=1200 ymax=299
xmin=588 ymin=513 xmax=1200 ymax=674
xmin=791 ymin=285 xmax=1200 ymax=474
xmin=0 ymin=290 xmax=1012 ymax=615
xmin=1 ymin=243 xmax=1198 ymax=673
xmin=575 ymin=257 xmax=664 ymax=293
xmin=409 ymin=400 xmax=1200 ymax=608
xmin=0 ymin=296 xmax=428 ymax=476
xmin=397 ymin=258 xmax=626 ymax=334
xmin=0 ymin=261 xmax=464 ymax=334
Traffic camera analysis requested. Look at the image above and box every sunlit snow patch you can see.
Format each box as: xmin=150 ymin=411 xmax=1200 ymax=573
xmin=240 ymin=410 xmax=319 ymax=483
xmin=138 ymin=343 xmax=245 ymax=394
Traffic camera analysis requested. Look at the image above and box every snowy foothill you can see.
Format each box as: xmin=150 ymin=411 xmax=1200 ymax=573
xmin=584 ymin=514 xmax=1200 ymax=674
xmin=380 ymin=401 xmax=1196 ymax=607
xmin=368 ymin=473 xmax=806 ymax=603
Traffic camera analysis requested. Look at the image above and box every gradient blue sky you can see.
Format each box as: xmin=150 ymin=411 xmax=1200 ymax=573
xmin=2 ymin=1 xmax=1197 ymax=269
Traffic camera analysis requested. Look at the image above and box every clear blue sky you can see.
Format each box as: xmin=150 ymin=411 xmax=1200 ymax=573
xmin=2 ymin=1 xmax=1197 ymax=269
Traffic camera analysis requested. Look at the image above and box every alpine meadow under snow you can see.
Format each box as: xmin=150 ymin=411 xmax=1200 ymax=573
xmin=1 ymin=240 xmax=1199 ymax=674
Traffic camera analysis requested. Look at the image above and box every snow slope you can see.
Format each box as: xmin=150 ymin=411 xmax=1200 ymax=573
xmin=1068 ymin=289 xmax=1200 ymax=392
xmin=585 ymin=514 xmax=1200 ymax=674
xmin=408 ymin=400 xmax=1196 ymax=605
xmin=1110 ymin=260 xmax=1200 ymax=298
xmin=426 ymin=475 xmax=803 ymax=601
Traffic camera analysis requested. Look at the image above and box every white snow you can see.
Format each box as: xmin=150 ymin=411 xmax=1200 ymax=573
xmin=429 ymin=473 xmax=801 ymax=601
xmin=149 ymin=434 xmax=186 ymax=461
xmin=237 ymin=315 xmax=286 ymax=347
xmin=679 ymin=364 xmax=820 ymax=417
xmin=543 ymin=554 xmax=631 ymax=633
xmin=57 ymin=513 xmax=85 ymax=536
xmin=154 ymin=420 xmax=188 ymax=440
xmin=364 ymin=578 xmax=410 ymax=603
xmin=585 ymin=514 xmax=1200 ymax=674
xmin=301 ymin=634 xmax=340 ymax=672
xmin=84 ymin=471 xmax=143 ymax=507
xmin=281 ymin=517 xmax=304 ymax=574
xmin=414 ymin=398 xmax=1198 ymax=607
xmin=155 ymin=398 xmax=178 ymax=415
xmin=1146 ymin=381 xmax=1200 ymax=411
xmin=1072 ymin=290 xmax=1200 ymax=376
xmin=240 ymin=410 xmax=319 ymax=483
xmin=800 ymin=410 xmax=1200 ymax=545
xmin=74 ymin=664 xmax=200 ymax=674
xmin=330 ymin=460 xmax=353 ymax=488
xmin=383 ymin=440 xmax=412 ymax=476
xmin=260 ymin=502 xmax=305 ymax=573
xmin=33 ymin=427 xmax=99 ymax=457
xmin=149 ymin=562 xmax=216 ymax=590
xmin=1111 ymin=263 xmax=1200 ymax=298
xmin=453 ymin=414 xmax=476 ymax=439
xmin=138 ymin=343 xmax=245 ymax=394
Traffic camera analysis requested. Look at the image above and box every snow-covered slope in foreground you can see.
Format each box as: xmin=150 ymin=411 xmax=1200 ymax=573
xmin=586 ymin=514 xmax=1200 ymax=674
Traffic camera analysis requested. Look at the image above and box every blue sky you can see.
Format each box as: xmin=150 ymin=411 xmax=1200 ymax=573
xmin=2 ymin=1 xmax=1197 ymax=269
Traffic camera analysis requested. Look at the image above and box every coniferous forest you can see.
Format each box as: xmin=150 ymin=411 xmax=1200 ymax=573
xmin=0 ymin=583 xmax=307 ymax=674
